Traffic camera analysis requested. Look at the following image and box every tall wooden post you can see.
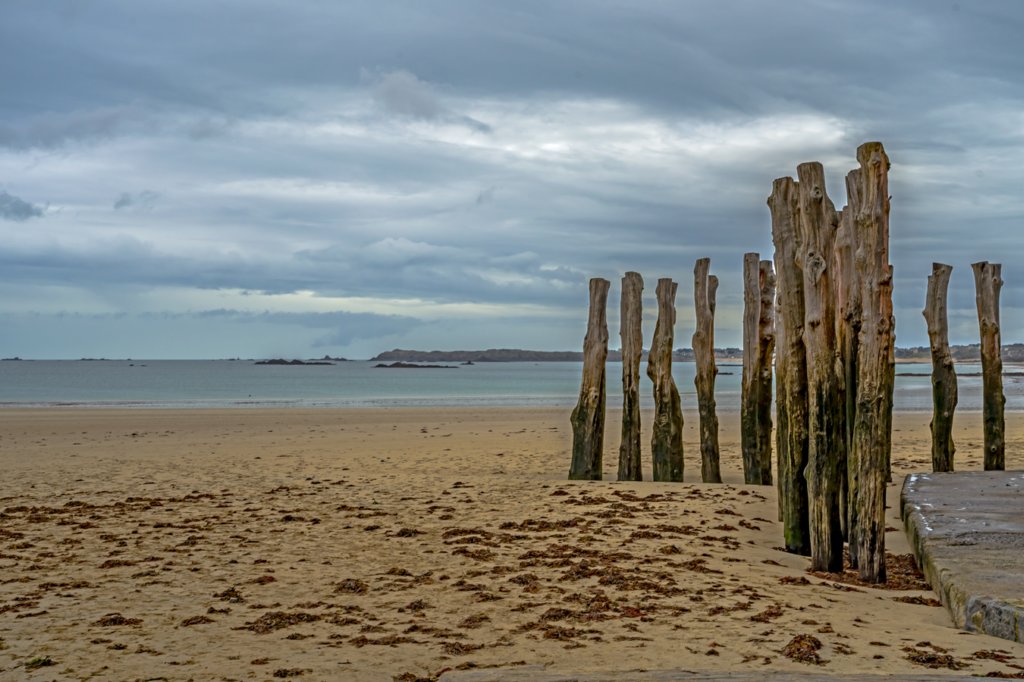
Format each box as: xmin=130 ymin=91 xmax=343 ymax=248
xmin=741 ymin=253 xmax=760 ymax=484
xmin=756 ymin=259 xmax=776 ymax=485
xmin=618 ymin=272 xmax=644 ymax=481
xmin=648 ymin=278 xmax=684 ymax=482
xmin=834 ymin=202 xmax=858 ymax=544
xmin=797 ymin=161 xmax=844 ymax=573
xmin=769 ymin=177 xmax=810 ymax=556
xmin=924 ymin=263 xmax=957 ymax=473
xmin=693 ymin=258 xmax=722 ymax=483
xmin=569 ymin=277 xmax=610 ymax=480
xmin=851 ymin=141 xmax=894 ymax=583
xmin=743 ymin=255 xmax=777 ymax=486
xmin=973 ymin=261 xmax=1005 ymax=471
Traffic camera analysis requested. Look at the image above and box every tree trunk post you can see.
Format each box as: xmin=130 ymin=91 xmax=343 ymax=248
xmin=648 ymin=278 xmax=684 ymax=482
xmin=924 ymin=263 xmax=957 ymax=473
xmin=851 ymin=141 xmax=894 ymax=584
xmin=693 ymin=258 xmax=722 ymax=483
xmin=618 ymin=271 xmax=644 ymax=481
xmin=741 ymin=253 xmax=761 ymax=484
xmin=569 ymin=277 xmax=610 ymax=480
xmin=756 ymin=259 xmax=776 ymax=485
xmin=769 ymin=177 xmax=810 ymax=555
xmin=796 ymin=161 xmax=844 ymax=573
xmin=973 ymin=261 xmax=1006 ymax=471
xmin=833 ymin=203 xmax=857 ymax=543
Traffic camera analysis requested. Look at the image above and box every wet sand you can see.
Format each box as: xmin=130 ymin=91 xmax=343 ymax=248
xmin=2 ymin=407 xmax=1024 ymax=680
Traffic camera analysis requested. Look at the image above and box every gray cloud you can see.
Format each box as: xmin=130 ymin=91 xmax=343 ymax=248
xmin=365 ymin=68 xmax=492 ymax=132
xmin=0 ymin=191 xmax=43 ymax=221
xmin=114 ymin=190 xmax=160 ymax=210
xmin=1 ymin=1 xmax=1023 ymax=356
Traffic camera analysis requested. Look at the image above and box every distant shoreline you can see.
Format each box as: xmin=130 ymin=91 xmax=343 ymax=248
xmin=5 ymin=343 xmax=1024 ymax=363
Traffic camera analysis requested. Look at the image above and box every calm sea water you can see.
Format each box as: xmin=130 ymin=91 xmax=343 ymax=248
xmin=1 ymin=359 xmax=1022 ymax=411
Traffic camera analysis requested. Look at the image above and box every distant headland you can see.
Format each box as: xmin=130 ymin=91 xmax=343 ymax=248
xmin=371 ymin=344 xmax=1024 ymax=363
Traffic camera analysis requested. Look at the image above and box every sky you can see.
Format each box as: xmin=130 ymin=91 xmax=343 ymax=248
xmin=2 ymin=0 xmax=1023 ymax=359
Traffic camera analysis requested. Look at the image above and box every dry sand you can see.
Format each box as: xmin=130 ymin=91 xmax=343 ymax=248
xmin=2 ymin=407 xmax=1024 ymax=680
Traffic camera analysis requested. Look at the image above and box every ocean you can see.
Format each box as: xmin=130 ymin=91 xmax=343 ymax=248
xmin=0 ymin=359 xmax=1021 ymax=411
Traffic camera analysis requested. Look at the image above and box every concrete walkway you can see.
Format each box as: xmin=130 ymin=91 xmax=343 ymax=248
xmin=901 ymin=469 xmax=1024 ymax=643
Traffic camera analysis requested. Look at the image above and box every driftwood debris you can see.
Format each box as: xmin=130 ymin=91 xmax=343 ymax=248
xmin=693 ymin=258 xmax=722 ymax=483
xmin=796 ymin=161 xmax=844 ymax=573
xmin=769 ymin=177 xmax=810 ymax=556
xmin=923 ymin=263 xmax=957 ymax=472
xmin=849 ymin=141 xmax=894 ymax=583
xmin=973 ymin=261 xmax=1006 ymax=471
xmin=741 ymin=254 xmax=774 ymax=484
xmin=648 ymin=278 xmax=684 ymax=482
xmin=569 ymin=277 xmax=610 ymax=480
xmin=618 ymin=271 xmax=644 ymax=481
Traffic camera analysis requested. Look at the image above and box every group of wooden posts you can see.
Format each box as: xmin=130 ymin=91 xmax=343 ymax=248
xmin=569 ymin=141 xmax=1007 ymax=584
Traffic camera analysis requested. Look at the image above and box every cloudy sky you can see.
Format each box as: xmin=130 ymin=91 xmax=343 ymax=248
xmin=2 ymin=1 xmax=1022 ymax=359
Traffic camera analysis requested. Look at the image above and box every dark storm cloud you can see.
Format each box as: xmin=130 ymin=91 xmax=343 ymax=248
xmin=0 ymin=191 xmax=43 ymax=221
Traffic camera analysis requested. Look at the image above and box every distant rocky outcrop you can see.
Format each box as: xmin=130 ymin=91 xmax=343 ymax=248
xmin=255 ymin=359 xmax=334 ymax=366
xmin=374 ymin=362 xmax=456 ymax=369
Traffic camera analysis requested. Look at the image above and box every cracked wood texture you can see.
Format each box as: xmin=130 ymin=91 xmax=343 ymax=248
xmin=769 ymin=177 xmax=810 ymax=555
xmin=834 ymin=201 xmax=858 ymax=543
xmin=756 ymin=259 xmax=776 ymax=485
xmin=973 ymin=261 xmax=1006 ymax=471
xmin=924 ymin=263 xmax=957 ymax=472
xmin=569 ymin=277 xmax=610 ymax=480
xmin=741 ymin=254 xmax=774 ymax=485
xmin=850 ymin=141 xmax=894 ymax=583
xmin=648 ymin=278 xmax=684 ymax=482
xmin=796 ymin=160 xmax=844 ymax=574
xmin=693 ymin=258 xmax=722 ymax=483
xmin=618 ymin=271 xmax=644 ymax=481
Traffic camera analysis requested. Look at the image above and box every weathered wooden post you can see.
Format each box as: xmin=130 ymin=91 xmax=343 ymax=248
xmin=693 ymin=258 xmax=722 ymax=483
xmin=797 ymin=161 xmax=844 ymax=573
xmin=924 ymin=263 xmax=957 ymax=472
xmin=973 ymin=261 xmax=1005 ymax=471
xmin=834 ymin=202 xmax=858 ymax=541
xmin=742 ymin=256 xmax=777 ymax=486
xmin=756 ymin=259 xmax=776 ymax=485
xmin=851 ymin=141 xmax=894 ymax=583
xmin=648 ymin=278 xmax=684 ymax=482
xmin=769 ymin=177 xmax=810 ymax=555
xmin=618 ymin=271 xmax=644 ymax=481
xmin=569 ymin=277 xmax=610 ymax=480
xmin=741 ymin=253 xmax=760 ymax=483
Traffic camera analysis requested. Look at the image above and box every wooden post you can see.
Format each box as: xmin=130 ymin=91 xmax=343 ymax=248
xmin=851 ymin=141 xmax=894 ymax=584
xmin=834 ymin=203 xmax=857 ymax=544
xmin=839 ymin=177 xmax=862 ymax=565
xmin=741 ymin=253 xmax=760 ymax=484
xmin=769 ymin=177 xmax=810 ymax=556
xmin=693 ymin=258 xmax=722 ymax=483
xmin=797 ymin=161 xmax=844 ymax=573
xmin=569 ymin=277 xmax=610 ymax=480
xmin=648 ymin=278 xmax=684 ymax=482
xmin=618 ymin=271 xmax=644 ymax=481
xmin=973 ymin=261 xmax=1005 ymax=471
xmin=756 ymin=259 xmax=776 ymax=485
xmin=923 ymin=263 xmax=957 ymax=472
xmin=743 ymin=255 xmax=777 ymax=486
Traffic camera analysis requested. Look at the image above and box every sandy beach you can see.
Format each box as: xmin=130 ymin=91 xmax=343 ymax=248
xmin=2 ymin=407 xmax=1024 ymax=680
